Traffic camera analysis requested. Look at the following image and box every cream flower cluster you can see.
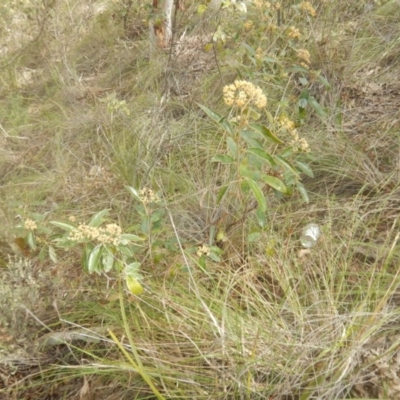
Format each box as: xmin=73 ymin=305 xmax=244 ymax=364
xmin=278 ymin=116 xmax=310 ymax=153
xmin=69 ymin=223 xmax=122 ymax=246
xmin=279 ymin=116 xmax=296 ymax=132
xmin=289 ymin=131 xmax=310 ymax=153
xmin=297 ymin=49 xmax=311 ymax=69
xmin=253 ymin=0 xmax=271 ymax=8
xmin=287 ymin=26 xmax=300 ymax=39
xmin=299 ymin=1 xmax=316 ymax=17
xmin=223 ymin=80 xmax=267 ymax=109
xmin=24 ymin=219 xmax=37 ymax=231
xmin=197 ymin=244 xmax=210 ymax=257
xmin=139 ymin=188 xmax=160 ymax=206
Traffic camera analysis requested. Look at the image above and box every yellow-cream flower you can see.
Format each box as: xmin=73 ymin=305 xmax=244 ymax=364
xmin=287 ymin=26 xmax=300 ymax=39
xmin=223 ymin=80 xmax=267 ymax=109
xmin=297 ymin=49 xmax=311 ymax=65
xmin=299 ymin=1 xmax=316 ymax=17
xmin=24 ymin=219 xmax=37 ymax=231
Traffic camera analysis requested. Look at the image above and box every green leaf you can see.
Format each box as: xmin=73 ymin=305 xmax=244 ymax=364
xmin=299 ymin=77 xmax=308 ymax=86
xmin=197 ymin=4 xmax=207 ymax=14
xmin=126 ymin=262 xmax=141 ymax=276
xmin=249 ymin=124 xmax=284 ymax=145
xmin=242 ymin=42 xmax=256 ymax=56
xmin=263 ymin=56 xmax=279 ymax=63
xmin=211 ymin=154 xmax=235 ymax=164
xmin=38 ymin=246 xmax=47 ymax=262
xmin=37 ymin=225 xmax=53 ymax=235
xmin=27 ymin=231 xmax=36 ymax=250
xmin=227 ymin=136 xmax=238 ymax=158
xmin=281 ymin=147 xmax=294 ymax=158
xmin=141 ymin=215 xmax=150 ymax=235
xmin=217 ymin=184 xmax=228 ymax=204
xmin=274 ymin=156 xmax=299 ymax=176
xmin=296 ymin=182 xmax=310 ymax=203
xmin=240 ymin=179 xmax=250 ymax=194
xmin=198 ymin=104 xmax=223 ymax=123
xmin=260 ymin=174 xmax=287 ymax=193
xmin=247 ymin=148 xmax=275 ymax=166
xmin=248 ymin=230 xmax=262 ymax=242
xmin=87 ymin=245 xmax=103 ymax=274
xmin=48 ymin=245 xmax=57 ymax=263
xmin=82 ymin=246 xmax=91 ymax=273
xmin=249 ymin=109 xmax=261 ymax=121
xmin=288 ymin=66 xmax=310 ymax=74
xmin=298 ymin=105 xmax=307 ymax=120
xmin=50 ymin=221 xmax=75 ymax=231
xmin=299 ymin=88 xmax=310 ymax=101
xmin=256 ymin=207 xmax=267 ymax=228
xmin=120 ymin=233 xmax=145 ymax=242
xmin=246 ymin=178 xmax=267 ymax=212
xmin=240 ymin=130 xmax=264 ymax=149
xmin=295 ymin=161 xmax=314 ymax=178
xmin=309 ymin=96 xmax=328 ymax=118
xmin=208 ymin=252 xmax=221 ymax=262
xmin=239 ymin=164 xmax=260 ymax=181
xmin=126 ymin=186 xmax=141 ymax=201
xmin=102 ymin=248 xmax=114 ymax=273
xmin=221 ymin=118 xmax=234 ymax=135
xmin=198 ymin=254 xmax=207 ymax=271
xmin=126 ymin=275 xmax=144 ymax=295
xmin=150 ymin=208 xmax=165 ymax=222
xmin=31 ymin=212 xmax=47 ymax=222
xmin=88 ymin=209 xmax=110 ymax=227
xmin=317 ymin=74 xmax=331 ymax=88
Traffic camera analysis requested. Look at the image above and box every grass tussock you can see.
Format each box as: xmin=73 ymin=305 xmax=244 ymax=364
xmin=1 ymin=0 xmax=400 ymax=399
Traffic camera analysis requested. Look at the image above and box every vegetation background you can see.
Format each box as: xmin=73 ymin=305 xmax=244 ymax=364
xmin=1 ymin=0 xmax=400 ymax=399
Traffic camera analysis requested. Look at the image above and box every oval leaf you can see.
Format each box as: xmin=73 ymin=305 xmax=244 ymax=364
xmin=87 ymin=244 xmax=103 ymax=274
xmin=211 ymin=155 xmax=235 ymax=164
xmin=50 ymin=221 xmax=75 ymax=231
xmin=240 ymin=130 xmax=264 ymax=149
xmin=246 ymin=178 xmax=267 ymax=212
xmin=217 ymin=184 xmax=228 ymax=204
xmin=27 ymin=231 xmax=37 ymax=250
xmin=102 ymin=248 xmax=114 ymax=273
xmin=198 ymin=104 xmax=223 ymax=123
xmin=247 ymin=148 xmax=275 ymax=166
xmin=256 ymin=207 xmax=266 ymax=228
xmin=221 ymin=118 xmax=234 ymax=135
xmin=126 ymin=186 xmax=141 ymax=201
xmin=309 ymin=96 xmax=327 ymax=118
xmin=227 ymin=136 xmax=238 ymax=158
xmin=239 ymin=164 xmax=260 ymax=181
xmin=249 ymin=124 xmax=284 ymax=145
xmin=126 ymin=261 xmax=141 ymax=276
xmin=48 ymin=245 xmax=57 ymax=263
xmin=317 ymin=74 xmax=331 ymax=89
xmin=126 ymin=275 xmax=144 ymax=295
xmin=274 ymin=156 xmax=299 ymax=176
xmin=295 ymin=161 xmax=314 ymax=178
xmin=88 ymin=209 xmax=110 ymax=227
xmin=260 ymin=174 xmax=287 ymax=193
xmin=120 ymin=233 xmax=145 ymax=242
xmin=296 ymin=182 xmax=310 ymax=203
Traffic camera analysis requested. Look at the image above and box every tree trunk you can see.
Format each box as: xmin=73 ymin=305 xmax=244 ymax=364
xmin=149 ymin=0 xmax=175 ymax=49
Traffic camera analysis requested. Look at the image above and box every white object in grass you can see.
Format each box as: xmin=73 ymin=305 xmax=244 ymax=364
xmin=300 ymin=224 xmax=320 ymax=248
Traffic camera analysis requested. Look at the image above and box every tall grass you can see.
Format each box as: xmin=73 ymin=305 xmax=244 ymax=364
xmin=1 ymin=0 xmax=400 ymax=399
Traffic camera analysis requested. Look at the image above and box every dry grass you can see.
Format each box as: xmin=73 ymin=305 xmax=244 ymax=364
xmin=1 ymin=0 xmax=400 ymax=399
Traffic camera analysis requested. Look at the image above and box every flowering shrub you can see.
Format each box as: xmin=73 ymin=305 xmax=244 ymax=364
xmin=200 ymin=78 xmax=313 ymax=227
